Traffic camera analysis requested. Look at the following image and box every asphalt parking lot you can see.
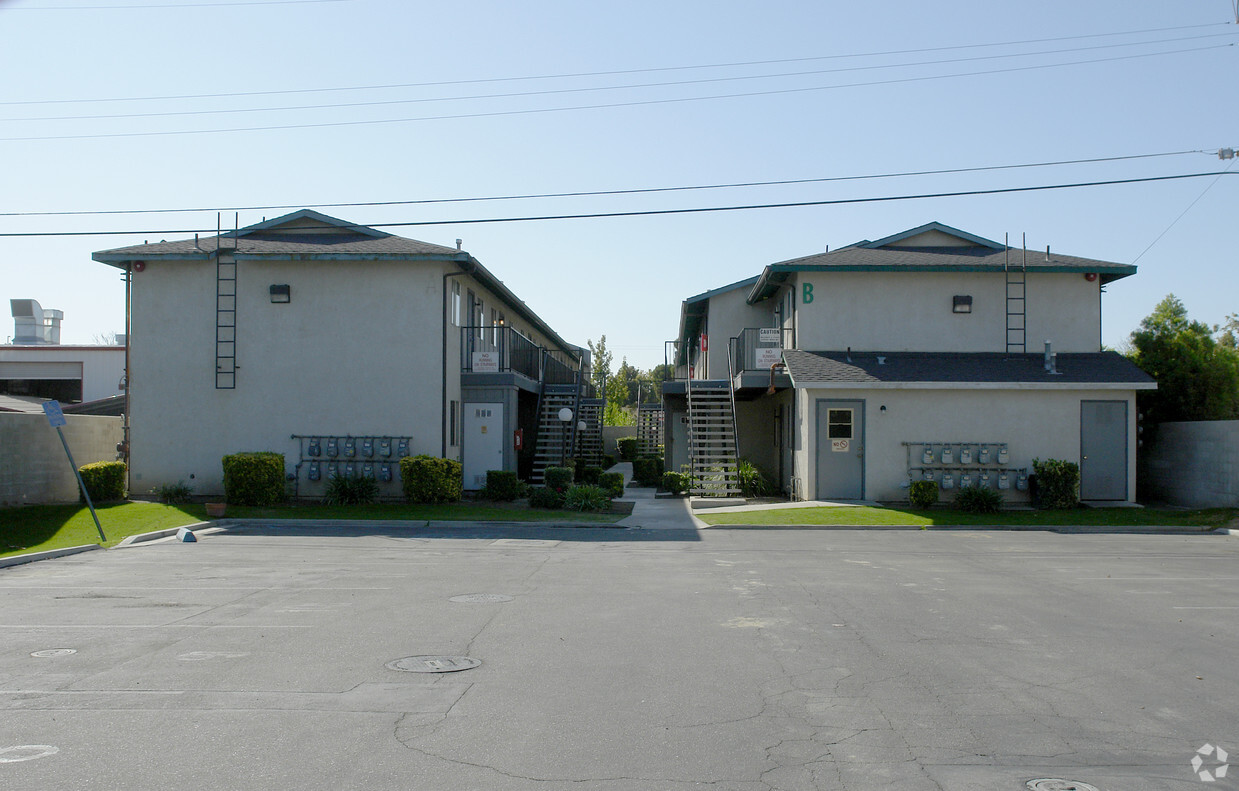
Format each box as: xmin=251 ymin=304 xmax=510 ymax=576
xmin=1 ymin=522 xmax=1236 ymax=791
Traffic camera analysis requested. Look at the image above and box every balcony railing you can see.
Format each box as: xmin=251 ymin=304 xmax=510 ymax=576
xmin=461 ymin=326 xmax=542 ymax=380
xmin=731 ymin=327 xmax=794 ymax=373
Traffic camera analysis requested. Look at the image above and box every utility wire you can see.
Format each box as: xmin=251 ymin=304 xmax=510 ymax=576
xmin=5 ymin=43 xmax=1232 ymax=143
xmin=1131 ymin=159 xmax=1237 ymax=264
xmin=7 ymin=32 xmax=1235 ymax=124
xmin=0 ymin=0 xmax=347 ymax=9
xmin=0 ymin=21 xmax=1227 ymax=107
xmin=5 ymin=172 xmax=1234 ymax=238
xmin=0 ymin=149 xmax=1213 ymax=219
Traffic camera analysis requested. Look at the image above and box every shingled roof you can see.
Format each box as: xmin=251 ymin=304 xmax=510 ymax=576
xmin=782 ymin=349 xmax=1156 ymax=389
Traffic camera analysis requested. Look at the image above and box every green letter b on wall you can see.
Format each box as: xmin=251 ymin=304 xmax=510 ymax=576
xmin=802 ymin=283 xmax=814 ymax=304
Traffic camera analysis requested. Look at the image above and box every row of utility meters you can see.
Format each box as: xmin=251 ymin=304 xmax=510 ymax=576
xmin=907 ymin=468 xmax=1029 ymax=491
xmin=914 ymin=443 xmax=1010 ymax=466
xmin=297 ymin=435 xmax=412 ymax=460
xmin=302 ymin=461 xmax=399 ymax=483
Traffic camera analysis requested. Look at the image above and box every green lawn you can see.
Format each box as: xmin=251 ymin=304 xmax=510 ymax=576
xmin=698 ymin=505 xmax=1239 ymax=529
xmin=1 ymin=500 xmax=625 ymax=558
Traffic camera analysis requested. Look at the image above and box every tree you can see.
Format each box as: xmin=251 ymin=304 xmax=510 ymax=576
xmin=1218 ymin=313 xmax=1239 ymax=350
xmin=586 ymin=335 xmax=613 ymax=394
xmin=1128 ymin=295 xmax=1239 ymax=422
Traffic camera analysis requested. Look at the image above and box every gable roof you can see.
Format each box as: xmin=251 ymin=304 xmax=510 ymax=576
xmin=747 ymin=221 xmax=1136 ymax=303
xmin=782 ymin=349 xmax=1156 ymax=389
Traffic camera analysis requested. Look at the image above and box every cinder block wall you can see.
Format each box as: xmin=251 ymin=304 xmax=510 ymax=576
xmin=0 ymin=415 xmax=124 ymax=506
xmin=602 ymin=426 xmax=637 ymax=458
xmin=1143 ymin=420 xmax=1239 ymax=508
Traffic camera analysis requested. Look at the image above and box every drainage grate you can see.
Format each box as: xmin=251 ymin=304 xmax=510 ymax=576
xmin=1026 ymin=780 xmax=1100 ymax=791
xmin=386 ymin=655 xmax=481 ymax=673
xmin=30 ymin=649 xmax=76 ymax=658
xmin=449 ymin=593 xmax=513 ymax=603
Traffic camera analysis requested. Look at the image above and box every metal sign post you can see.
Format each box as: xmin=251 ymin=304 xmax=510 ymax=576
xmin=42 ymin=401 xmax=107 ymax=543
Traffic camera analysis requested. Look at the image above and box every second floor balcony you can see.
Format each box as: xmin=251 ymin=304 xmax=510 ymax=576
xmin=461 ymin=326 xmax=594 ymax=395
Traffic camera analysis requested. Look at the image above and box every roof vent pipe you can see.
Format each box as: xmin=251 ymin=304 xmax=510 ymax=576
xmin=1044 ymin=341 xmax=1052 ymax=371
xmin=456 ymin=239 xmax=463 ymax=251
xmin=1044 ymin=340 xmax=1059 ymax=374
xmin=1046 ymin=245 xmax=1050 ymax=261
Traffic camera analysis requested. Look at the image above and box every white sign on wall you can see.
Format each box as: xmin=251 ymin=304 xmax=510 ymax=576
xmin=754 ymin=347 xmax=783 ymax=368
xmin=758 ymin=328 xmax=781 ymax=344
xmin=831 ymin=439 xmax=851 ymax=453
xmin=472 ymin=351 xmax=499 ymax=373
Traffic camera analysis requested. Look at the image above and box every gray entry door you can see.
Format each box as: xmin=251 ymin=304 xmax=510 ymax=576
xmin=816 ymin=399 xmax=864 ymax=500
xmin=1080 ymin=400 xmax=1127 ymax=501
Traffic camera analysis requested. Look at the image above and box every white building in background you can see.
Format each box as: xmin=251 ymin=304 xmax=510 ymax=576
xmin=1 ymin=298 xmax=125 ymax=411
xmin=93 ymin=210 xmax=599 ymax=498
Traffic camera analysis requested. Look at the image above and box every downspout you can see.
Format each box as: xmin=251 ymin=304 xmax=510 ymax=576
xmin=441 ymin=258 xmax=475 ymax=458
xmin=122 ymin=263 xmax=132 ymax=488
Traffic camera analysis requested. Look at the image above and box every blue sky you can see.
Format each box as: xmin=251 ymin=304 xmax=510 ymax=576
xmin=1 ymin=0 xmax=1235 ymax=370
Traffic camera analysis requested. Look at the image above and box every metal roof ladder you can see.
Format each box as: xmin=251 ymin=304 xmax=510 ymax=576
xmin=214 ymin=220 xmax=238 ymax=389
xmin=1004 ymin=235 xmax=1027 ymax=354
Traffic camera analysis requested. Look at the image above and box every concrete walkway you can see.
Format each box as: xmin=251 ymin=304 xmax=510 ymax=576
xmin=608 ymin=462 xmax=706 ymax=531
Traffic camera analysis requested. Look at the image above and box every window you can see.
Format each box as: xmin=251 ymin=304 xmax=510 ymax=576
xmin=470 ymin=292 xmax=483 ymax=339
xmin=451 ymin=282 xmax=461 ymax=326
xmin=827 ymin=409 xmax=853 ymax=439
xmin=449 ymin=400 xmax=460 ymax=447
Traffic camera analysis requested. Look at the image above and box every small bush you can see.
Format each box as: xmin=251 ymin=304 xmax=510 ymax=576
xmin=737 ymin=459 xmax=774 ymax=498
xmin=908 ymin=480 xmax=939 ymax=509
xmin=598 ymin=472 xmax=625 ymax=498
xmin=632 ymin=457 xmax=663 ymax=487
xmin=564 ymin=484 xmax=611 ymax=511
xmin=617 ymin=437 xmax=639 ymax=461
xmin=324 ymin=474 xmax=379 ymax=506
xmin=601 ymin=454 xmax=617 ymax=469
xmin=154 ymin=480 xmax=192 ymax=505
xmin=954 ymin=484 xmax=1002 ymax=514
xmin=221 ymin=452 xmax=285 ymax=506
xmin=400 ymin=455 xmax=463 ymax=504
xmin=483 ymin=470 xmax=525 ymax=501
xmin=1032 ymin=458 xmax=1080 ymax=509
xmin=79 ymin=461 xmax=126 ymax=503
xmin=544 ymin=466 xmax=574 ymax=493
xmin=661 ymin=470 xmax=690 ymax=495
xmin=528 ymin=486 xmax=565 ymax=509
xmin=579 ymin=466 xmax=603 ymax=485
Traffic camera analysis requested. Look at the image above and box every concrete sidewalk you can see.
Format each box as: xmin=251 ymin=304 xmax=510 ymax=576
xmin=609 ymin=462 xmax=706 ymax=531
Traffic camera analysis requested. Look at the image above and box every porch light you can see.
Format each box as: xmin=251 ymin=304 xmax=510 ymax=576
xmin=952 ymin=295 xmax=972 ymax=314
xmin=269 ymin=284 xmax=291 ymax=303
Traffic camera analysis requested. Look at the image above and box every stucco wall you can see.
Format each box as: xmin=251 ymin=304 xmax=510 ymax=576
xmin=792 ymin=271 xmax=1101 ymax=353
xmin=792 ymin=387 xmax=1137 ymax=503
xmin=0 ymin=414 xmax=124 ymax=505
xmin=1142 ymin=420 xmax=1239 ymax=507
xmin=701 ymin=288 xmax=773 ymax=379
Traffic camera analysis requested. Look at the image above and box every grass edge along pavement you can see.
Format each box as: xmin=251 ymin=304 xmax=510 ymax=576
xmin=697 ymin=503 xmax=1239 ymax=529
xmin=1 ymin=500 xmax=626 ymax=558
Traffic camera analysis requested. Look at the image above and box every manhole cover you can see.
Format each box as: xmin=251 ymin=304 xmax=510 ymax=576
xmin=1027 ymin=780 xmax=1100 ymax=791
xmin=386 ymin=655 xmax=481 ymax=673
xmin=30 ymin=649 xmax=76 ymax=658
xmin=0 ymin=745 xmax=59 ymax=763
xmin=449 ymin=593 xmax=513 ymax=603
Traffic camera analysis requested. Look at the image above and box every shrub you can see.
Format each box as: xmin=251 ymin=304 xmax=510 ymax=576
xmin=221 ymin=452 xmax=284 ymax=506
xmin=908 ymin=480 xmax=939 ymax=509
xmin=954 ymin=484 xmax=1003 ymax=514
xmin=737 ymin=459 xmax=774 ymax=498
xmin=601 ymin=454 xmax=617 ymax=469
xmin=632 ymin=457 xmax=663 ymax=487
xmin=324 ymin=474 xmax=379 ymax=506
xmin=544 ymin=466 xmax=574 ymax=493
xmin=617 ymin=437 xmax=639 ymax=461
xmin=79 ymin=461 xmax=126 ymax=503
xmin=661 ymin=470 xmax=690 ymax=495
xmin=564 ymin=484 xmax=612 ymax=511
xmin=400 ymin=455 xmax=462 ymax=504
xmin=528 ymin=486 xmax=565 ymax=509
xmin=579 ymin=466 xmax=603 ymax=485
xmin=598 ymin=472 xmax=625 ymax=498
xmin=1032 ymin=458 xmax=1080 ymax=509
xmin=154 ymin=480 xmax=192 ymax=505
xmin=482 ymin=470 xmax=525 ymax=502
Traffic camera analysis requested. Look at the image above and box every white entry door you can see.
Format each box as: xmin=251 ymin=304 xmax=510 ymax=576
xmin=463 ymin=403 xmax=504 ymax=490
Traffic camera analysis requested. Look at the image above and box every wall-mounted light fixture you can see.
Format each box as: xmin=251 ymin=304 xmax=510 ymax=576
xmin=269 ymin=284 xmax=291 ymax=304
xmin=952 ymin=295 xmax=972 ymax=314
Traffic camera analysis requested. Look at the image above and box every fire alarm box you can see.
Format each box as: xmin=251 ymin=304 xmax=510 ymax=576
xmin=514 ymin=428 xmax=524 ymax=451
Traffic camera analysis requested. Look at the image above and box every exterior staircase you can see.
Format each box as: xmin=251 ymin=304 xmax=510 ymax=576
xmin=531 ymin=384 xmax=582 ymax=484
xmin=636 ymin=404 xmax=664 ymax=457
xmin=576 ymin=398 xmax=604 ymax=466
xmin=686 ymin=379 xmax=740 ymax=496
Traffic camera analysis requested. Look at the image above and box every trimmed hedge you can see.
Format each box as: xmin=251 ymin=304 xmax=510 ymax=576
xmin=617 ymin=437 xmax=639 ymax=461
xmin=908 ymin=480 xmax=939 ymax=509
xmin=528 ymin=486 xmax=565 ymax=509
xmin=1032 ymin=458 xmax=1080 ymax=509
xmin=79 ymin=461 xmax=126 ymax=503
xmin=598 ymin=472 xmax=625 ymax=498
xmin=601 ymin=454 xmax=617 ymax=470
xmin=579 ymin=466 xmax=603 ymax=485
xmin=400 ymin=455 xmax=463 ymax=504
xmin=632 ymin=457 xmax=663 ymax=487
xmin=324 ymin=475 xmax=378 ymax=506
xmin=483 ymin=470 xmax=525 ymax=502
xmin=661 ymin=470 xmax=690 ymax=495
xmin=544 ymin=466 xmax=574 ymax=493
xmin=221 ymin=452 xmax=285 ymax=506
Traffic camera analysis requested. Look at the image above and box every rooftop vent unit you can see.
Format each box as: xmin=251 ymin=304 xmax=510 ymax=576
xmin=10 ymin=299 xmax=63 ymax=345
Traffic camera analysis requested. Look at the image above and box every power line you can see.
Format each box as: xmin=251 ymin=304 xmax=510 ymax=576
xmin=5 ymin=43 xmax=1232 ymax=143
xmin=0 ymin=21 xmax=1228 ymax=107
xmin=5 ymin=172 xmax=1233 ymax=238
xmin=8 ymin=32 xmax=1234 ymax=124
xmin=0 ymin=149 xmax=1213 ymax=219
xmin=0 ymin=0 xmax=347 ymax=9
xmin=1132 ymin=159 xmax=1238 ymax=264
